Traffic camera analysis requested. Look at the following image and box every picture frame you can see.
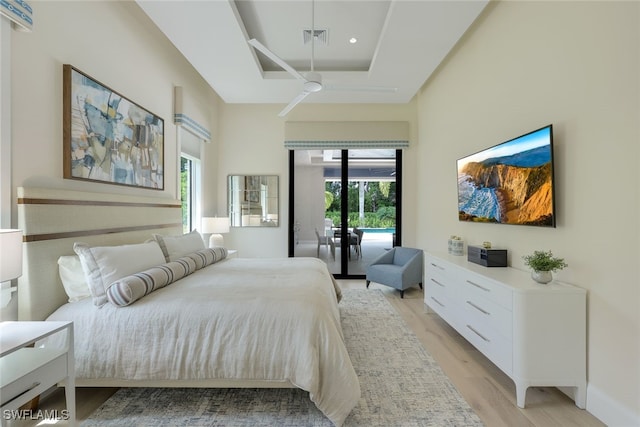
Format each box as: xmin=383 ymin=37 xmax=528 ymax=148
xmin=244 ymin=175 xmax=260 ymax=203
xmin=63 ymin=64 xmax=164 ymax=190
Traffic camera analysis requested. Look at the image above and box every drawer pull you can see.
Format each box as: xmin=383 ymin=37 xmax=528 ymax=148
xmin=467 ymin=280 xmax=490 ymax=292
xmin=466 ymin=325 xmax=490 ymax=342
xmin=430 ymin=262 xmax=445 ymax=270
xmin=430 ymin=278 xmax=445 ymax=287
xmin=430 ymin=296 xmax=445 ymax=308
xmin=466 ymin=300 xmax=490 ymax=315
xmin=2 ymin=382 xmax=40 ymax=407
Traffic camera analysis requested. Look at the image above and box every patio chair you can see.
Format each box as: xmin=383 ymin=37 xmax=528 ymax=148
xmin=315 ymin=228 xmax=335 ymax=260
xmin=366 ymin=247 xmax=423 ymax=298
xmin=350 ymin=227 xmax=363 ymax=259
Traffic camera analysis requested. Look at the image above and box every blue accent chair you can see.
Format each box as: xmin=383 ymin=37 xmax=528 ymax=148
xmin=366 ymin=247 xmax=424 ymax=298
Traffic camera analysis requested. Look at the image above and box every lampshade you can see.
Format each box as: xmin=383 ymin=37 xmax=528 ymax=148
xmin=0 ymin=229 xmax=23 ymax=282
xmin=201 ymin=217 xmax=230 ymax=234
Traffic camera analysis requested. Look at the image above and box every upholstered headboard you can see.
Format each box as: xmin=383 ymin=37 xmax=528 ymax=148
xmin=17 ymin=187 xmax=183 ymax=320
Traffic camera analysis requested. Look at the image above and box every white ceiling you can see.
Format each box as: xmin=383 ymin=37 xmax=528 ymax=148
xmin=136 ymin=0 xmax=488 ymax=107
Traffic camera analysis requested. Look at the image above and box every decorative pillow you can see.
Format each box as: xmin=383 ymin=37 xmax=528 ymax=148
xmin=152 ymin=230 xmax=205 ymax=262
xmin=106 ymin=256 xmax=197 ymax=307
xmin=58 ymin=255 xmax=91 ymax=303
xmin=185 ymin=247 xmax=228 ymax=269
xmin=74 ymin=241 xmax=166 ymax=307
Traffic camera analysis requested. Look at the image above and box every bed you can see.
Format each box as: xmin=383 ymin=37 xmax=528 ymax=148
xmin=16 ymin=187 xmax=360 ymax=426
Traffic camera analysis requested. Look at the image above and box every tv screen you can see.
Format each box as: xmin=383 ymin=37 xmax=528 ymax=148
xmin=457 ymin=125 xmax=555 ymax=227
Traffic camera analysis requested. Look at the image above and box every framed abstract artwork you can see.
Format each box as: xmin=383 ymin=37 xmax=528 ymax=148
xmin=63 ymin=64 xmax=164 ymax=189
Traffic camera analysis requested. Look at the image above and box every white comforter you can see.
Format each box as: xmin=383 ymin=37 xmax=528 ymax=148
xmin=46 ymin=257 xmax=360 ymax=426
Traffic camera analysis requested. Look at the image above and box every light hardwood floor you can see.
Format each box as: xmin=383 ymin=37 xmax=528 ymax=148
xmin=22 ymin=280 xmax=604 ymax=427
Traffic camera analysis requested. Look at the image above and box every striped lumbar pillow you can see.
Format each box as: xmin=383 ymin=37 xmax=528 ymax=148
xmin=106 ymin=256 xmax=196 ymax=307
xmin=185 ymin=247 xmax=228 ymax=269
xmin=105 ymin=247 xmax=228 ymax=307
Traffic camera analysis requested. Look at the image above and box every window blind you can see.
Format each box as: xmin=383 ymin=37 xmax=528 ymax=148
xmin=284 ymin=121 xmax=409 ymax=149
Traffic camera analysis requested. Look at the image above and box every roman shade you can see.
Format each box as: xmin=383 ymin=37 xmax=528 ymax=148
xmin=174 ymin=86 xmax=211 ymax=142
xmin=284 ymin=121 xmax=409 ymax=149
xmin=1 ymin=0 xmax=32 ymax=32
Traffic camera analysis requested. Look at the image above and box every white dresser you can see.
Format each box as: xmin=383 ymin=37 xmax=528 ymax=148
xmin=424 ymin=251 xmax=586 ymax=408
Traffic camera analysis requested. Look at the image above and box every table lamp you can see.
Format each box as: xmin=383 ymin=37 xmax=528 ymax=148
xmin=201 ymin=217 xmax=230 ymax=248
xmin=0 ymin=229 xmax=23 ymax=307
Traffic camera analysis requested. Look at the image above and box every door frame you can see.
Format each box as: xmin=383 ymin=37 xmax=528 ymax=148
xmin=288 ymin=149 xmax=403 ymax=279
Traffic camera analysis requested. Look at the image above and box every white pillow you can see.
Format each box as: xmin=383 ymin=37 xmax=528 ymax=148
xmin=58 ymin=255 xmax=91 ymax=303
xmin=74 ymin=241 xmax=166 ymax=307
xmin=152 ymin=230 xmax=205 ymax=262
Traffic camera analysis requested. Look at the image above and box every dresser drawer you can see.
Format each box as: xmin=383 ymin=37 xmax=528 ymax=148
xmin=425 ymin=270 xmax=455 ymax=296
xmin=461 ymin=271 xmax=512 ymax=310
xmin=462 ymin=293 xmax=512 ymax=340
xmin=426 ymin=256 xmax=456 ymax=280
xmin=460 ymin=314 xmax=513 ymax=375
xmin=1 ymin=349 xmax=67 ymax=407
xmin=426 ymin=257 xmax=459 ymax=292
xmin=425 ymin=284 xmax=455 ymax=325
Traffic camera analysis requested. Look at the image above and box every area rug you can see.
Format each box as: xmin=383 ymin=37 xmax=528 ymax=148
xmin=82 ymin=289 xmax=483 ymax=426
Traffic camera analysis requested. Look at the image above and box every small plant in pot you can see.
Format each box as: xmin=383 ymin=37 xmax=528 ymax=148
xmin=522 ymin=250 xmax=568 ymax=284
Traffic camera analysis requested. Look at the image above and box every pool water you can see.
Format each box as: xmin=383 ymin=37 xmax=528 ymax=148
xmin=360 ymin=228 xmax=395 ymax=233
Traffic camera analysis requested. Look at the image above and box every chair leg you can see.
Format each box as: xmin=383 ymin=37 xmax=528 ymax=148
xmin=366 ymin=280 xmax=370 ymax=289
xmin=418 ymin=282 xmax=423 ymax=290
xmin=400 ymin=290 xmax=404 ymax=298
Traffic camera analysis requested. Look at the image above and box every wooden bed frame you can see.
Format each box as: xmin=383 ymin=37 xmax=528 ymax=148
xmin=16 ymin=186 xmax=295 ymax=389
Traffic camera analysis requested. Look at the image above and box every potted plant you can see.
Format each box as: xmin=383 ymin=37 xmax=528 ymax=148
xmin=522 ymin=250 xmax=568 ymax=284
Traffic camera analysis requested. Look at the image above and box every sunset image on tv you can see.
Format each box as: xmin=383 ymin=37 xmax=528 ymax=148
xmin=457 ymin=125 xmax=555 ymax=227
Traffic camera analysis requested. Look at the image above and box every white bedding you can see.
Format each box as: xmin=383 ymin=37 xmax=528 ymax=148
xmin=45 ymin=257 xmax=359 ymax=426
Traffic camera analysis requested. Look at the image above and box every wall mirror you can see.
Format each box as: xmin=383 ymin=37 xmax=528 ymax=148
xmin=228 ymin=175 xmax=279 ymax=227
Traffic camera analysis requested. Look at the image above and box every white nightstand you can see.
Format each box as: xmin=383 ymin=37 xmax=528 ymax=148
xmin=0 ymin=321 xmax=76 ymax=425
xmin=227 ymin=249 xmax=238 ymax=258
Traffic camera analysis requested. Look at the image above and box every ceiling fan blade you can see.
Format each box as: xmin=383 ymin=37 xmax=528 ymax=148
xmin=278 ymin=91 xmax=312 ymax=117
xmin=248 ymin=39 xmax=306 ymax=81
xmin=323 ymin=84 xmax=398 ymax=93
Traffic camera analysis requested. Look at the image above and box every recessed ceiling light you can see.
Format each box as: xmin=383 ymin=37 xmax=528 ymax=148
xmin=349 ymin=37 xmax=357 ymax=44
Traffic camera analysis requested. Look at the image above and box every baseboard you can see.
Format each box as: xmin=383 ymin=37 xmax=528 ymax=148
xmin=587 ymin=383 xmax=639 ymax=427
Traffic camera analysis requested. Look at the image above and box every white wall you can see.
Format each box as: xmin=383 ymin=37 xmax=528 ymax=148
xmin=10 ymin=1 xmax=220 ymax=203
xmin=0 ymin=18 xmax=11 ymax=227
xmin=0 ymin=18 xmax=16 ymax=318
xmin=293 ymin=156 xmax=326 ymax=242
xmin=6 ymin=1 xmax=221 ymax=319
xmin=416 ymin=1 xmax=639 ymax=425
xmin=217 ymin=102 xmax=418 ymax=257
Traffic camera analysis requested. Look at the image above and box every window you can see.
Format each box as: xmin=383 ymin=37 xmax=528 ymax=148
xmin=180 ymin=156 xmax=193 ymax=232
xmin=179 ymin=126 xmax=204 ymax=233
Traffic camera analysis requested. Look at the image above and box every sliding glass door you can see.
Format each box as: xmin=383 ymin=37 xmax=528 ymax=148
xmin=290 ymin=149 xmax=401 ymax=278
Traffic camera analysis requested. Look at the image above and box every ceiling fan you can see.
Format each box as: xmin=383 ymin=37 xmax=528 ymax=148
xmin=247 ymin=0 xmax=397 ymax=117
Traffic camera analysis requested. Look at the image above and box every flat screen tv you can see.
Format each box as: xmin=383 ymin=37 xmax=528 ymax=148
xmin=457 ymin=125 xmax=556 ymax=227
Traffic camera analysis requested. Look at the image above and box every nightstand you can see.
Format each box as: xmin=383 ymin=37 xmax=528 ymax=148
xmin=0 ymin=321 xmax=76 ymax=425
xmin=227 ymin=249 xmax=238 ymax=258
